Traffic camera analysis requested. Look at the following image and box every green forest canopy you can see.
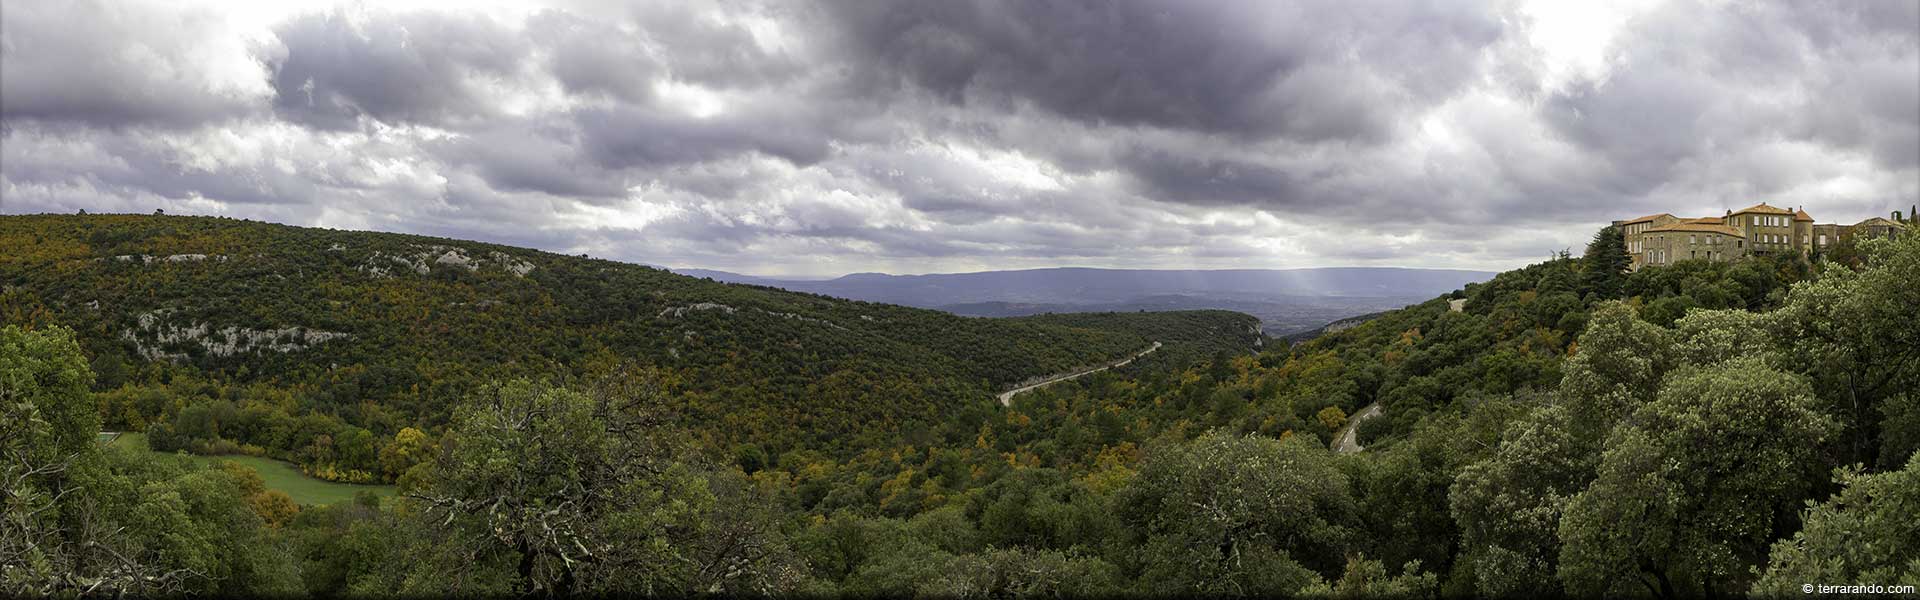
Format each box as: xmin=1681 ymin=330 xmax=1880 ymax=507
xmin=3 ymin=215 xmax=1915 ymax=597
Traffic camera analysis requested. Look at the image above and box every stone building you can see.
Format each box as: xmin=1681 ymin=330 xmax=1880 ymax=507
xmin=1619 ymin=203 xmax=1914 ymax=271
xmin=1629 ymin=218 xmax=1745 ymax=269
xmin=1851 ymin=216 xmax=1911 ymax=241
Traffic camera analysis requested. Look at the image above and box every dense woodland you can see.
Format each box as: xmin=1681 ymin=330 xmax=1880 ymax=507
xmin=2 ymin=215 xmax=1255 ymax=484
xmin=3 ymin=215 xmax=1916 ymax=597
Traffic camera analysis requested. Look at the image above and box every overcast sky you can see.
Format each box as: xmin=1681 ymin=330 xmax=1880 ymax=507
xmin=3 ymin=0 xmax=1916 ymax=276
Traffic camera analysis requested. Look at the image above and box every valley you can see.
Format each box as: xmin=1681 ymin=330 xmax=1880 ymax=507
xmin=676 ymin=266 xmax=1492 ymax=337
xmin=5 ymin=215 xmax=1916 ymax=597
xmin=998 ymin=341 xmax=1160 ymax=406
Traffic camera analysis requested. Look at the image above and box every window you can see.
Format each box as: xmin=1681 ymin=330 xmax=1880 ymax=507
xmin=1819 ymin=234 xmax=1827 ymax=245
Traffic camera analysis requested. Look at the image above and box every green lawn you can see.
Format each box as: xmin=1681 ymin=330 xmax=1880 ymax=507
xmin=109 ymin=432 xmax=397 ymax=507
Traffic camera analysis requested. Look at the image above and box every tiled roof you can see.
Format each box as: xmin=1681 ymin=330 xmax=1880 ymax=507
xmin=1853 ymin=217 xmax=1910 ymax=229
xmin=1683 ymin=217 xmax=1724 ymax=224
xmin=1732 ymin=202 xmax=1793 ymax=215
xmin=1794 ymin=209 xmax=1814 ymax=222
xmin=1647 ymin=222 xmax=1746 ymax=237
xmin=1622 ymin=213 xmax=1675 ymax=225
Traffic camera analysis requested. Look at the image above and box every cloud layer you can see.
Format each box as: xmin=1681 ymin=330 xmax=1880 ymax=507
xmin=3 ymin=0 xmax=1916 ymax=275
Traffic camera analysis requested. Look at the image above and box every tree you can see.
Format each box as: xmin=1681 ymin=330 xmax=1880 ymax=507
xmin=1115 ymin=431 xmax=1355 ymax=595
xmin=1556 ymin=357 xmax=1837 ymax=598
xmin=408 ymin=375 xmax=800 ymax=596
xmin=0 ymin=326 xmax=114 ymax=594
xmin=1580 ymin=225 xmax=1630 ymax=300
xmin=1669 ymin=308 xmax=1778 ymax=368
xmin=1346 ymin=415 xmax=1467 ymax=583
xmin=1558 ymin=302 xmax=1673 ymax=443
xmin=1316 ymin=406 xmax=1348 ymax=433
xmin=1449 ymin=405 xmax=1588 ymax=597
xmin=2 ymin=326 xmax=225 ymax=595
xmin=1770 ymin=233 xmax=1920 ymax=469
xmin=214 ymin=461 xmax=300 ymax=528
xmin=377 ymin=427 xmax=433 ymax=484
xmin=1753 ymin=451 xmax=1920 ymax=594
xmin=1 ymin=326 xmax=98 ymax=467
xmin=89 ymin=351 xmax=127 ymax=392
xmin=922 ymin=548 xmax=1124 ymax=598
xmin=1297 ymin=554 xmax=1439 ymax=598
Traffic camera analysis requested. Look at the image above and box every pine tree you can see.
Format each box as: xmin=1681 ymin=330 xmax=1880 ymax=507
xmin=1580 ymin=225 xmax=1630 ymax=299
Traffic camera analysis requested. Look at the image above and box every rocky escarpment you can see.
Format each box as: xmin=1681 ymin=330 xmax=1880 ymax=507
xmin=658 ymin=301 xmax=853 ymax=331
xmin=122 ymin=309 xmax=351 ymax=362
xmin=349 ymin=244 xmax=535 ymax=278
xmin=97 ymin=254 xmax=230 ymax=264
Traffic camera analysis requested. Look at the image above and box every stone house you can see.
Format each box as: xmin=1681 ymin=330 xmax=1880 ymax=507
xmin=1619 ymin=203 xmax=1914 ymax=271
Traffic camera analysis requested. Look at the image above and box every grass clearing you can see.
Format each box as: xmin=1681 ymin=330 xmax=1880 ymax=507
xmin=109 ymin=432 xmax=397 ymax=507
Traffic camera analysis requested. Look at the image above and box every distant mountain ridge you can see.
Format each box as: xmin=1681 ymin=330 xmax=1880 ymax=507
xmin=674 ymin=266 xmax=1494 ymax=335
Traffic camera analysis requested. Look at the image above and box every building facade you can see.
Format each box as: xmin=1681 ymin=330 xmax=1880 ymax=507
xmin=1852 ymin=217 xmax=1911 ymax=241
xmin=1619 ymin=204 xmax=1914 ymax=271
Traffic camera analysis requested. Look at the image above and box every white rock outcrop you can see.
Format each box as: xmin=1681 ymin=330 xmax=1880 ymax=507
xmin=356 ymin=244 xmax=535 ymax=278
xmin=657 ymin=302 xmax=848 ymax=330
xmin=99 ymin=254 xmax=227 ymax=264
xmin=122 ymin=309 xmax=350 ymax=361
xmin=659 ymin=302 xmax=737 ymax=318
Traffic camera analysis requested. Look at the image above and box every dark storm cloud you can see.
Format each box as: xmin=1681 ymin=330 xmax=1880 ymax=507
xmin=434 ymin=117 xmax=632 ymax=199
xmin=1116 ymin=146 xmax=1313 ymax=209
xmin=1543 ymin=0 xmax=1920 ymax=196
xmin=269 ymin=10 xmax=531 ymax=129
xmin=3 ymin=0 xmax=1916 ymax=274
xmin=0 ymin=0 xmax=269 ymax=128
xmin=825 ymin=0 xmax=1505 ymax=142
xmin=527 ymin=10 xmax=660 ymax=103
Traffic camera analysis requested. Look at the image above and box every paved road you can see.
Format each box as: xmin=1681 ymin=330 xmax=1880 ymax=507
xmin=1335 ymin=402 xmax=1384 ymax=453
xmin=998 ymin=342 xmax=1162 ymax=406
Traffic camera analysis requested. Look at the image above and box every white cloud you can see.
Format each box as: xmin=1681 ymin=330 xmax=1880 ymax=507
xmin=2 ymin=0 xmax=1914 ymax=276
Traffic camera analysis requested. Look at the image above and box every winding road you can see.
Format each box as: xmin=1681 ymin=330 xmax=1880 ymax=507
xmin=998 ymin=342 xmax=1162 ymax=406
xmin=1334 ymin=402 xmax=1384 ymax=453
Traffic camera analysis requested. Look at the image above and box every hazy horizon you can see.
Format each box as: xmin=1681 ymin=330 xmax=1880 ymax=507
xmin=672 ymin=263 xmax=1498 ymax=281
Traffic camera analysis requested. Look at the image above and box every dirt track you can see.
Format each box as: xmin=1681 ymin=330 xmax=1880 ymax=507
xmin=1335 ymin=402 xmax=1384 ymax=453
xmin=998 ymin=342 xmax=1162 ymax=406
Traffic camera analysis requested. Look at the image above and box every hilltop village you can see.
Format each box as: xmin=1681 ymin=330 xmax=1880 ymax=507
xmin=1618 ymin=203 xmax=1915 ymax=270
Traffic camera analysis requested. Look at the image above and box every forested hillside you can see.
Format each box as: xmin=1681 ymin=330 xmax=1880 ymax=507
xmin=946 ymin=228 xmax=1919 ymax=596
xmin=1 ymin=214 xmax=1256 ymax=480
xmin=4 ymin=219 xmax=1913 ymax=598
